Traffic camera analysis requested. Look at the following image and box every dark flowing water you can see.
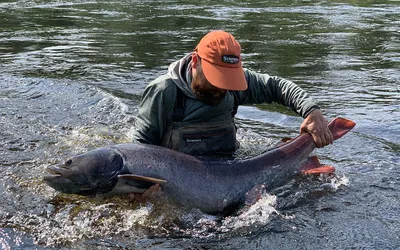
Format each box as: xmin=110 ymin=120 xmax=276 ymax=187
xmin=1 ymin=0 xmax=399 ymax=249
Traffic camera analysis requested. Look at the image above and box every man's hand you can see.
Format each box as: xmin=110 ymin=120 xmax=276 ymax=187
xmin=300 ymin=109 xmax=333 ymax=148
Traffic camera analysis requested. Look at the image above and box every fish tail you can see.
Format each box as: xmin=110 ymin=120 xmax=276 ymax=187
xmin=328 ymin=117 xmax=356 ymax=141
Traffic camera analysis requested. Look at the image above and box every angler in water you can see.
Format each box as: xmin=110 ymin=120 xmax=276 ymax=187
xmin=44 ymin=117 xmax=356 ymax=214
xmin=133 ymin=30 xmax=334 ymax=157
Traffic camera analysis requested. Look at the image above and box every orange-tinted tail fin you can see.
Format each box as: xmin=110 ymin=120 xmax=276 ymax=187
xmin=328 ymin=117 xmax=356 ymax=141
xmin=300 ymin=117 xmax=355 ymax=174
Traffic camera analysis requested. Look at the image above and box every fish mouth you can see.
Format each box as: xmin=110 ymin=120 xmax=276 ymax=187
xmin=43 ymin=164 xmax=71 ymax=180
xmin=43 ymin=164 xmax=80 ymax=193
xmin=45 ymin=167 xmax=62 ymax=176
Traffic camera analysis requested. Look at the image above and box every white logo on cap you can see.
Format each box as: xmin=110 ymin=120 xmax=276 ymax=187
xmin=221 ymin=55 xmax=239 ymax=64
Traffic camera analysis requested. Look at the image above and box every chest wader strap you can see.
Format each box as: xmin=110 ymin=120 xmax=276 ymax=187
xmin=160 ymin=87 xmax=185 ymax=149
xmin=231 ymin=90 xmax=240 ymax=117
xmin=173 ymin=87 xmax=186 ymax=122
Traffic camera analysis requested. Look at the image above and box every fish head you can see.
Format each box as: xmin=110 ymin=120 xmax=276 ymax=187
xmin=44 ymin=148 xmax=124 ymax=195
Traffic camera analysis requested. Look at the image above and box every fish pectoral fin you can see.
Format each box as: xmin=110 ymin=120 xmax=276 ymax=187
xmin=300 ymin=156 xmax=335 ymax=174
xmin=118 ymin=174 xmax=166 ymax=184
xmin=245 ymin=184 xmax=267 ymax=206
xmin=112 ymin=174 xmax=166 ymax=194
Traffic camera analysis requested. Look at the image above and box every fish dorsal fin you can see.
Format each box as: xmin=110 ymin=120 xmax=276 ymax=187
xmin=118 ymin=174 xmax=166 ymax=184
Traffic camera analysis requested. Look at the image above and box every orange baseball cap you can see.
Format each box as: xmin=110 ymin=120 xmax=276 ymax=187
xmin=195 ymin=30 xmax=248 ymax=91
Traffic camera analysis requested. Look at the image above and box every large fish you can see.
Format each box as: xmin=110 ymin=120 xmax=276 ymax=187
xmin=44 ymin=117 xmax=355 ymax=214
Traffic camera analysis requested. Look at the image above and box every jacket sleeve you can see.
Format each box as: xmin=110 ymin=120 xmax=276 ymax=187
xmin=133 ymin=78 xmax=175 ymax=145
xmin=240 ymin=69 xmax=320 ymax=118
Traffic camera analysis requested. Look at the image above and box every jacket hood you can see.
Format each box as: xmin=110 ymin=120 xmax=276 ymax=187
xmin=167 ymin=53 xmax=197 ymax=99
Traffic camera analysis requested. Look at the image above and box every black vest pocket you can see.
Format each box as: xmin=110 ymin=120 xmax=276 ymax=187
xmin=171 ymin=120 xmax=238 ymax=155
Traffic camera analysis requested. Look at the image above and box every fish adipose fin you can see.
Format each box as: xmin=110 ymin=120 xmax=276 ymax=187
xmin=300 ymin=156 xmax=335 ymax=174
xmin=275 ymin=137 xmax=294 ymax=147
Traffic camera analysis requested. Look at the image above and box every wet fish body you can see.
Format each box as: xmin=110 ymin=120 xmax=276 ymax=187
xmin=44 ymin=117 xmax=355 ymax=214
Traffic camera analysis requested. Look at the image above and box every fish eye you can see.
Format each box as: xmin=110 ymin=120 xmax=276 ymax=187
xmin=65 ymin=159 xmax=72 ymax=166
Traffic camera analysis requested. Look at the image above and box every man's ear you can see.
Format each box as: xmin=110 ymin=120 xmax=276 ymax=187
xmin=191 ymin=52 xmax=199 ymax=68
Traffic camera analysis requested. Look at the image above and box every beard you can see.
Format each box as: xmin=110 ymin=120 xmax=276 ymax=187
xmin=191 ymin=73 xmax=227 ymax=106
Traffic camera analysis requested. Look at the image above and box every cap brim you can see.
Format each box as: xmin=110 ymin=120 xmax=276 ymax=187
xmin=201 ymin=61 xmax=248 ymax=91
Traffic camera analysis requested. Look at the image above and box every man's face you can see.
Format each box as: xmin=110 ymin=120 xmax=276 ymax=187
xmin=191 ymin=60 xmax=227 ymax=106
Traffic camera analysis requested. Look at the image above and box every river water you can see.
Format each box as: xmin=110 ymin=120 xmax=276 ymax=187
xmin=1 ymin=0 xmax=399 ymax=249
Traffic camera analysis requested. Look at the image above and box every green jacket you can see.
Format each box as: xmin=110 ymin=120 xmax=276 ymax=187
xmin=133 ymin=53 xmax=319 ymax=145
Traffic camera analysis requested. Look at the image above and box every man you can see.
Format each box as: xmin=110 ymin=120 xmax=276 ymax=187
xmin=134 ymin=30 xmax=333 ymax=156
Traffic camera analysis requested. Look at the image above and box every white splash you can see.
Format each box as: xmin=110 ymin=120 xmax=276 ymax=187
xmin=318 ymin=174 xmax=350 ymax=192
xmin=221 ymin=193 xmax=286 ymax=231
